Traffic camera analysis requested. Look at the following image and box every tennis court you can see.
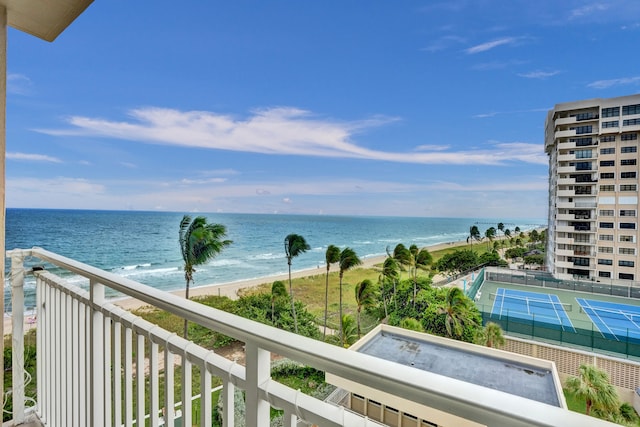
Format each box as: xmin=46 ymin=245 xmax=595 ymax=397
xmin=490 ymin=288 xmax=576 ymax=332
xmin=576 ymin=298 xmax=640 ymax=342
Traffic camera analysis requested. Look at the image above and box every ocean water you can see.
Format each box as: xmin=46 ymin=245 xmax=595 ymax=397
xmin=4 ymin=208 xmax=544 ymax=310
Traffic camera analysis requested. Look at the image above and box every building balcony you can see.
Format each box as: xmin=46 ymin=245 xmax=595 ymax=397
xmin=557 ymin=190 xmax=575 ymax=198
xmin=557 ymin=166 xmax=579 ymax=174
xmin=4 ymin=248 xmax=611 ymax=427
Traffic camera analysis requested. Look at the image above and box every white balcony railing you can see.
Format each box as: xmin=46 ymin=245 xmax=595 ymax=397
xmin=6 ymin=248 xmax=616 ymax=427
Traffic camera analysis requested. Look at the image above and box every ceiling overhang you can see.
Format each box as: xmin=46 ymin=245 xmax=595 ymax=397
xmin=1 ymin=0 xmax=93 ymax=42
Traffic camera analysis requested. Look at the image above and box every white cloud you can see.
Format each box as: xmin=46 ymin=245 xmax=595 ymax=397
xmin=8 ymin=177 xmax=105 ymax=197
xmin=6 ymin=175 xmax=547 ymax=217
xmin=7 ymin=73 xmax=33 ymax=95
xmin=465 ymin=37 xmax=518 ymax=54
xmin=517 ymin=70 xmax=560 ymax=79
xmin=7 ymin=152 xmax=62 ymax=163
xmin=587 ymin=76 xmax=640 ymax=89
xmin=180 ymin=177 xmax=227 ymax=185
xmin=38 ymin=106 xmax=547 ymax=166
xmin=569 ymin=3 xmax=610 ymax=20
xmin=415 ymin=144 xmax=450 ymax=151
xmin=422 ymin=35 xmax=466 ymax=53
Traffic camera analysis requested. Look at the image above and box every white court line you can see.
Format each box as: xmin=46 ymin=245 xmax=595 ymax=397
xmin=579 ymin=299 xmax=618 ymax=341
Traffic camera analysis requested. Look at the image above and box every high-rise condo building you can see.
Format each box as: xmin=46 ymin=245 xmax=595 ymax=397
xmin=545 ymin=94 xmax=640 ymax=281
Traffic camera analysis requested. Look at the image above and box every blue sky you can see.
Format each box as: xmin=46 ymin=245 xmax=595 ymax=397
xmin=6 ymin=1 xmax=640 ymax=218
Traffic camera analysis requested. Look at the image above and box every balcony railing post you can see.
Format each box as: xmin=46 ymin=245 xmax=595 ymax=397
xmin=10 ymin=250 xmax=26 ymax=424
xmin=90 ymin=279 xmax=105 ymax=427
xmin=244 ymin=342 xmax=270 ymax=427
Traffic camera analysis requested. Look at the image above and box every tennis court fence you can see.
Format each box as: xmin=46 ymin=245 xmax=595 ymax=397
xmin=485 ymin=268 xmax=640 ymax=299
xmin=474 ymin=267 xmax=640 ymax=359
xmin=477 ymin=304 xmax=640 ymax=359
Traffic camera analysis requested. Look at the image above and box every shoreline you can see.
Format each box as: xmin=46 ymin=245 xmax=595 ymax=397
xmin=112 ymin=238 xmax=473 ymax=311
xmin=4 ymin=237 xmax=482 ymax=334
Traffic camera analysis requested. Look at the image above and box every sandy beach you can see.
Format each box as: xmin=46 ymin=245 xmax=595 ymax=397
xmin=113 ymin=238 xmax=472 ymax=311
xmin=4 ymin=239 xmax=475 ymax=335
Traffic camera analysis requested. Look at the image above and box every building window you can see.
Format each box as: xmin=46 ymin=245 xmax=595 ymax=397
xmin=620 ymin=184 xmax=637 ymax=191
xmin=599 ymin=271 xmax=612 ymax=278
xmin=620 ymin=210 xmax=636 ymax=217
xmin=621 ymin=172 xmax=637 ymax=179
xmin=574 ymin=112 xmax=598 ymax=121
xmin=621 ymin=159 xmax=637 ymax=166
xmin=602 ymin=107 xmax=620 ymax=117
xmin=600 ymin=185 xmax=615 ymax=192
xmin=599 ymin=222 xmax=614 ymax=228
xmin=574 ymin=234 xmax=590 ymax=243
xmin=622 ymin=133 xmax=638 ymax=141
xmin=571 ymin=125 xmax=593 ymax=134
xmin=575 ymin=150 xmax=592 ymax=159
xmin=621 ymin=146 xmax=637 ymax=153
xmin=624 ymin=118 xmax=640 ymax=126
xmin=600 ymin=209 xmax=614 ymax=216
xmin=602 ymin=120 xmax=619 ymax=128
xmin=575 ymin=162 xmax=592 ymax=170
xmin=600 ymin=173 xmax=615 ymax=179
xmin=619 ymin=273 xmax=635 ymax=280
xmin=571 ymin=137 xmax=594 ymax=146
xmin=619 ymin=260 xmax=635 ymax=267
xmin=600 ymin=148 xmax=615 ymax=155
xmin=620 ymin=248 xmax=636 ymax=255
xmin=600 ymin=160 xmax=615 ymax=167
xmin=599 ymin=234 xmax=614 ymax=241
xmin=598 ymin=259 xmax=613 ymax=265
xmin=620 ymin=222 xmax=637 ymax=229
xmin=622 ymin=104 xmax=640 ymax=115
xmin=601 ymin=135 xmax=616 ymax=142
xmin=620 ymin=235 xmax=635 ymax=242
xmin=598 ymin=246 xmax=613 ymax=253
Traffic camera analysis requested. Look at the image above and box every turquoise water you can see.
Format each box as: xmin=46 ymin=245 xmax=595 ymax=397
xmin=4 ymin=208 xmax=543 ymax=309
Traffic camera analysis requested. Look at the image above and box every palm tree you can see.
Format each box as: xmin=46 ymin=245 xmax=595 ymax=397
xmin=409 ymin=244 xmax=432 ymax=306
xmin=284 ymin=233 xmax=311 ymax=334
xmin=354 ymin=279 xmax=376 ymax=338
xmin=338 ymin=247 xmax=362 ymax=347
xmin=391 ymin=243 xmax=411 ymax=272
xmin=477 ymin=322 xmax=505 ymax=348
xmin=323 ymin=244 xmax=341 ymax=339
xmin=436 ymin=287 xmax=478 ymax=339
xmin=565 ymin=364 xmax=620 ymax=416
xmin=485 ymin=227 xmax=496 ymax=250
xmin=467 ymin=225 xmax=482 ymax=250
xmin=400 ymin=317 xmax=424 ymax=332
xmin=271 ymin=280 xmax=288 ymax=326
xmin=179 ymin=215 xmax=232 ymax=338
xmin=340 ymin=314 xmax=358 ymax=347
xmin=497 ymin=222 xmax=505 ymax=238
xmin=381 ymin=256 xmax=399 ymax=313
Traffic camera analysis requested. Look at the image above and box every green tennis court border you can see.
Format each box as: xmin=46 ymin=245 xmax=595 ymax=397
xmin=475 ymin=278 xmax=640 ymax=359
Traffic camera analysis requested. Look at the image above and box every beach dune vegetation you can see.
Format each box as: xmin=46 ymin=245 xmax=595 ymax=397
xmin=434 ymin=249 xmax=479 ymax=277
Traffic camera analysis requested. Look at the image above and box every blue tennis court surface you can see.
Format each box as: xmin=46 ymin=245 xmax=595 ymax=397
xmin=491 ymin=288 xmax=576 ymax=332
xmin=576 ymin=298 xmax=640 ymax=342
